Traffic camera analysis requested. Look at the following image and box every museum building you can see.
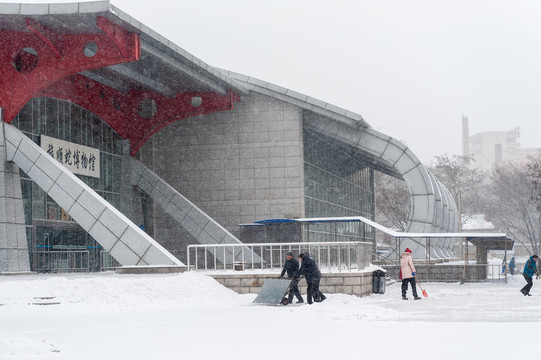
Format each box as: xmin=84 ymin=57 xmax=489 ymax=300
xmin=0 ymin=1 xmax=457 ymax=273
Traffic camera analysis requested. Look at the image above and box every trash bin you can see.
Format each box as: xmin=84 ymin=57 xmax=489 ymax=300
xmin=373 ymin=270 xmax=386 ymax=294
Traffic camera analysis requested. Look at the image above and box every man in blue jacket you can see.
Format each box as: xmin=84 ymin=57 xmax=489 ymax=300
xmin=298 ymin=252 xmax=326 ymax=304
xmin=521 ymin=255 xmax=539 ymax=296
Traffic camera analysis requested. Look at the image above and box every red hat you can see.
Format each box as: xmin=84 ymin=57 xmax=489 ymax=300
xmin=405 ymin=248 xmax=412 ymax=253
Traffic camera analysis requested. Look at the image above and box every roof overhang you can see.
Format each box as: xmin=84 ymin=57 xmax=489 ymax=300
xmin=0 ymin=1 xmax=251 ymax=155
xmin=0 ymin=1 xmax=249 ymax=96
xmin=467 ymin=236 xmax=514 ymax=251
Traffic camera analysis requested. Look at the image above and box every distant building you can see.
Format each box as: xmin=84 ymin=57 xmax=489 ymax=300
xmin=462 ymin=116 xmax=541 ymax=172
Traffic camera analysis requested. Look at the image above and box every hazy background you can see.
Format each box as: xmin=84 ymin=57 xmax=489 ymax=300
xmin=7 ymin=0 xmax=541 ymax=162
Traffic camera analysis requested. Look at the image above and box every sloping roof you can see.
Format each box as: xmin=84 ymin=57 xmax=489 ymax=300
xmin=220 ymin=69 xmax=370 ymax=129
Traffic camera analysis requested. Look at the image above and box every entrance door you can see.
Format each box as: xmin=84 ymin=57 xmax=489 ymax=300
xmin=32 ymin=220 xmax=98 ymax=272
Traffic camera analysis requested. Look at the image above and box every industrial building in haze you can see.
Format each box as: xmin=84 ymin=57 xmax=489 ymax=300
xmin=462 ymin=115 xmax=541 ymax=172
xmin=0 ymin=1 xmax=457 ymax=273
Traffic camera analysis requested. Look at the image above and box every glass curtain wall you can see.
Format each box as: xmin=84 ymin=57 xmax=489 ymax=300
xmin=12 ymin=97 xmax=123 ymax=271
xmin=303 ymin=128 xmax=375 ymax=243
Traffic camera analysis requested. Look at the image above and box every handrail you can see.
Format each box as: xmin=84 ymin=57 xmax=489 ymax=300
xmin=380 ymin=263 xmax=508 ymax=282
xmin=187 ymin=241 xmax=371 ymax=272
xmin=295 ymin=216 xmax=507 ymax=239
xmin=32 ymin=250 xmax=90 ymax=273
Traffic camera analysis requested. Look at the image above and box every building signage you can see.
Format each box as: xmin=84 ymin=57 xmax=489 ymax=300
xmin=41 ymin=135 xmax=100 ymax=178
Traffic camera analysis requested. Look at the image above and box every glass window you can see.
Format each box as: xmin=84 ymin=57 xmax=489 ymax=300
xmin=71 ymin=105 xmax=81 ymax=144
xmin=93 ymin=173 xmax=102 ymax=191
xmin=32 ymin=98 xmax=42 ymax=135
xmin=104 ymin=154 xmax=113 ymax=192
xmin=81 ymin=110 xmax=90 ymax=146
xmin=46 ymin=195 xmax=59 ymax=221
xmin=92 ymin=115 xmax=102 ymax=151
xmin=113 ymin=194 xmax=120 ymax=209
xmin=32 ymin=182 xmax=45 ymax=220
xmin=14 ymin=97 xmax=127 ymax=272
xmin=21 ymin=179 xmax=32 ymax=224
xmin=103 ymin=126 xmax=112 ymax=153
xmin=46 ymin=99 xmax=58 ymax=138
xmin=15 ymin=98 xmax=124 ymax=227
xmin=113 ymin=133 xmax=123 ymax=154
xmin=303 ymin=127 xmax=375 ymax=240
xmin=112 ymin=156 xmax=121 ymax=193
xmin=18 ymin=101 xmax=33 ymax=133
xmin=59 ymin=101 xmax=70 ymax=141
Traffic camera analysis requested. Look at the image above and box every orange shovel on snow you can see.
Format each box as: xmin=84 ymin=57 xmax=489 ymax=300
xmin=417 ymin=280 xmax=428 ymax=297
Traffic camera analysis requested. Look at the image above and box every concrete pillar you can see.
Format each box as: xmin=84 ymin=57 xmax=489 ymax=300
xmin=0 ymin=114 xmax=31 ymax=272
xmin=476 ymin=245 xmax=488 ymax=265
xmin=119 ymin=139 xmax=144 ymax=229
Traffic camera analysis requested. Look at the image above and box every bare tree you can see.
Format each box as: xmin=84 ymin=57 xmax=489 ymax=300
xmin=374 ymin=171 xmax=409 ymax=231
xmin=487 ymin=164 xmax=541 ymax=253
xmin=486 ymin=160 xmax=541 ymax=255
xmin=375 ymin=154 xmax=488 ymax=233
xmin=428 ymin=154 xmax=488 ymax=227
xmin=527 ymin=156 xmax=541 ymax=210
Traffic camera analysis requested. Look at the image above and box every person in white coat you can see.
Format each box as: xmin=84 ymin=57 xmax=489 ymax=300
xmin=400 ymin=248 xmax=421 ymax=300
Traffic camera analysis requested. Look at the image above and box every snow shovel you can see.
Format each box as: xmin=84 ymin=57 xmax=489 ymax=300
xmin=417 ymin=280 xmax=428 ymax=297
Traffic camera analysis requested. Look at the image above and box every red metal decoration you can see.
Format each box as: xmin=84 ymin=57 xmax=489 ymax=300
xmin=37 ymin=74 xmax=240 ymax=155
xmin=0 ymin=16 xmax=140 ymax=124
xmin=1 ymin=16 xmax=238 ymax=156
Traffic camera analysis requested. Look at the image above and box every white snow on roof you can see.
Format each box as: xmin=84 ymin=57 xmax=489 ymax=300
xmin=462 ymin=214 xmax=495 ymax=230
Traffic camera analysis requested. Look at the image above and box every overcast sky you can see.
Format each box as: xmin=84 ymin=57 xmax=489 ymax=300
xmin=9 ymin=0 xmax=541 ymax=162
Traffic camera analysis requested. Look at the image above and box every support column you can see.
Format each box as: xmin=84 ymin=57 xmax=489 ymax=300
xmin=0 ymin=111 xmax=30 ymax=272
xmin=119 ymin=139 xmax=144 ymax=228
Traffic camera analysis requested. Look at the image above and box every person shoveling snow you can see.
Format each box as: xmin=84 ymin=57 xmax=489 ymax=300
xmin=400 ymin=248 xmax=421 ymax=301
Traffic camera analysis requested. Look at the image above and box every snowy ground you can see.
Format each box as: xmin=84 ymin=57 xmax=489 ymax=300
xmin=1 ymin=272 xmax=539 ymax=360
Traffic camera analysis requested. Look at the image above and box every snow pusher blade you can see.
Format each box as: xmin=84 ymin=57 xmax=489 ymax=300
xmin=253 ymin=278 xmax=293 ymax=305
xmin=417 ymin=280 xmax=428 ymax=297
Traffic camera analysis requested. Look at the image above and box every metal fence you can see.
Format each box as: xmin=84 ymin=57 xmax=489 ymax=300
xmin=187 ymin=241 xmax=371 ymax=272
xmin=32 ymin=251 xmax=90 ymax=273
xmin=381 ymin=263 xmax=509 ymax=283
xmin=99 ymin=251 xmax=120 ymax=271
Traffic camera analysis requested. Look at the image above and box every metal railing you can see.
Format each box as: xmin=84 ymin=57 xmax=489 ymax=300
xmin=380 ymin=263 xmax=509 ymax=282
xmin=99 ymin=251 xmax=120 ymax=271
xmin=32 ymin=251 xmax=90 ymax=273
xmin=187 ymin=241 xmax=370 ymax=272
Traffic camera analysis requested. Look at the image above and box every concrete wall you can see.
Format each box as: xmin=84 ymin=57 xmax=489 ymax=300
xmin=140 ymin=93 xmax=304 ymax=256
xmin=211 ymin=272 xmax=374 ymax=297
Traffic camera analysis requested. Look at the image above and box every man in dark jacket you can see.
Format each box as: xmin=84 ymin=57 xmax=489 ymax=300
xmin=521 ymin=255 xmax=539 ymax=296
xmin=278 ymin=251 xmax=303 ymax=303
xmin=509 ymin=257 xmax=516 ymax=275
xmin=298 ymin=252 xmax=326 ymax=304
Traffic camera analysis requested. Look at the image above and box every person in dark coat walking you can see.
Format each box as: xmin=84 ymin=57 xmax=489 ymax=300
xmin=509 ymin=257 xmax=516 ymax=275
xmin=278 ymin=251 xmax=303 ymax=303
xmin=298 ymin=252 xmax=326 ymax=304
xmin=521 ymin=255 xmax=539 ymax=296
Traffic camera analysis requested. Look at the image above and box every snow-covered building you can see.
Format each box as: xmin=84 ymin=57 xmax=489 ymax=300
xmin=0 ymin=1 xmax=457 ymax=273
